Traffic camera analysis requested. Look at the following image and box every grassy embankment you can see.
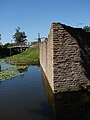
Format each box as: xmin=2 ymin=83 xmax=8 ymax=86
xmin=0 ymin=46 xmax=39 ymax=80
xmin=5 ymin=45 xmax=40 ymax=65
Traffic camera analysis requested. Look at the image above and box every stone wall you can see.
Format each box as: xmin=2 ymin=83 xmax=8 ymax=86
xmin=39 ymin=22 xmax=90 ymax=93
xmin=40 ymin=24 xmax=54 ymax=91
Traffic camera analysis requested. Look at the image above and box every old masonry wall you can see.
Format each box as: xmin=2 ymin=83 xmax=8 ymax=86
xmin=39 ymin=23 xmax=90 ymax=93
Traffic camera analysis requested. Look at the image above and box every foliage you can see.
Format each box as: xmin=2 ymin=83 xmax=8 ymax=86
xmin=0 ymin=42 xmax=3 ymax=48
xmin=3 ymin=42 xmax=20 ymax=48
xmin=13 ymin=27 xmax=27 ymax=43
xmin=3 ymin=43 xmax=11 ymax=48
xmin=0 ymin=45 xmax=2 ymax=48
xmin=83 ymin=26 xmax=90 ymax=32
xmin=2 ymin=65 xmax=27 ymax=71
xmin=5 ymin=46 xmax=39 ymax=64
xmin=0 ymin=71 xmax=24 ymax=81
xmin=0 ymin=64 xmax=28 ymax=80
xmin=0 ymin=60 xmax=5 ymax=64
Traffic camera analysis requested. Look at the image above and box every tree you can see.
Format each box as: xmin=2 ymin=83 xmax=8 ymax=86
xmin=0 ymin=42 xmax=3 ymax=48
xmin=13 ymin=27 xmax=27 ymax=43
xmin=83 ymin=26 xmax=90 ymax=32
xmin=3 ymin=43 xmax=10 ymax=48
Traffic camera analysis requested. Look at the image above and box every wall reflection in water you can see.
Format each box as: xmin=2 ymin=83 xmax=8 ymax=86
xmin=41 ymin=68 xmax=90 ymax=120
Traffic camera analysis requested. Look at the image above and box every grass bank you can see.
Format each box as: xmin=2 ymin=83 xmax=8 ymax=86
xmin=5 ymin=46 xmax=39 ymax=65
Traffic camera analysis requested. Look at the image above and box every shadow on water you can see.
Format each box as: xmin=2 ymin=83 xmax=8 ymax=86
xmin=41 ymin=68 xmax=90 ymax=120
xmin=26 ymin=101 xmax=52 ymax=118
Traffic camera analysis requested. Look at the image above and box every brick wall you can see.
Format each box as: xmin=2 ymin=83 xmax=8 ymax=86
xmin=40 ymin=25 xmax=54 ymax=91
xmin=39 ymin=22 xmax=90 ymax=93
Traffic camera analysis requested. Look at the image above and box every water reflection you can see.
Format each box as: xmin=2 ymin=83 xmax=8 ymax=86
xmin=0 ymin=65 xmax=1 ymax=72
xmin=41 ymin=68 xmax=90 ymax=120
xmin=17 ymin=66 xmax=28 ymax=73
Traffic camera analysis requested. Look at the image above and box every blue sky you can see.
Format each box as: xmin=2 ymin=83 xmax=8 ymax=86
xmin=0 ymin=0 xmax=90 ymax=44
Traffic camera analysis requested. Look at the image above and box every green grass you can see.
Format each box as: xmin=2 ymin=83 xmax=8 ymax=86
xmin=5 ymin=46 xmax=39 ymax=64
xmin=0 ymin=65 xmax=28 ymax=81
xmin=0 ymin=71 xmax=24 ymax=81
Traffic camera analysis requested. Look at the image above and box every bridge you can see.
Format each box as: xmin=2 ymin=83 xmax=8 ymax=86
xmin=7 ymin=42 xmax=31 ymax=49
xmin=7 ymin=42 xmax=37 ymax=55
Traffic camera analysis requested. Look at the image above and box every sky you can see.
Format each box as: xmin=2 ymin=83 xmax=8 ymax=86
xmin=0 ymin=0 xmax=90 ymax=44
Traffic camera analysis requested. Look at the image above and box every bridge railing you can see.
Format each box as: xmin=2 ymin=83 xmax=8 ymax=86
xmin=7 ymin=42 xmax=31 ymax=48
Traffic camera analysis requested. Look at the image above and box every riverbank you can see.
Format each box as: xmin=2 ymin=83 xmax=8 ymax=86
xmin=5 ymin=45 xmax=40 ymax=65
xmin=0 ymin=46 xmax=39 ymax=80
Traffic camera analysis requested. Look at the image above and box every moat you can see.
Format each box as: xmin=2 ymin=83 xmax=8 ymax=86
xmin=0 ymin=62 xmax=90 ymax=120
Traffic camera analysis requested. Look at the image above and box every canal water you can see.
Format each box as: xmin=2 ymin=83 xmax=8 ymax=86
xmin=0 ymin=63 xmax=53 ymax=120
xmin=0 ymin=63 xmax=90 ymax=120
